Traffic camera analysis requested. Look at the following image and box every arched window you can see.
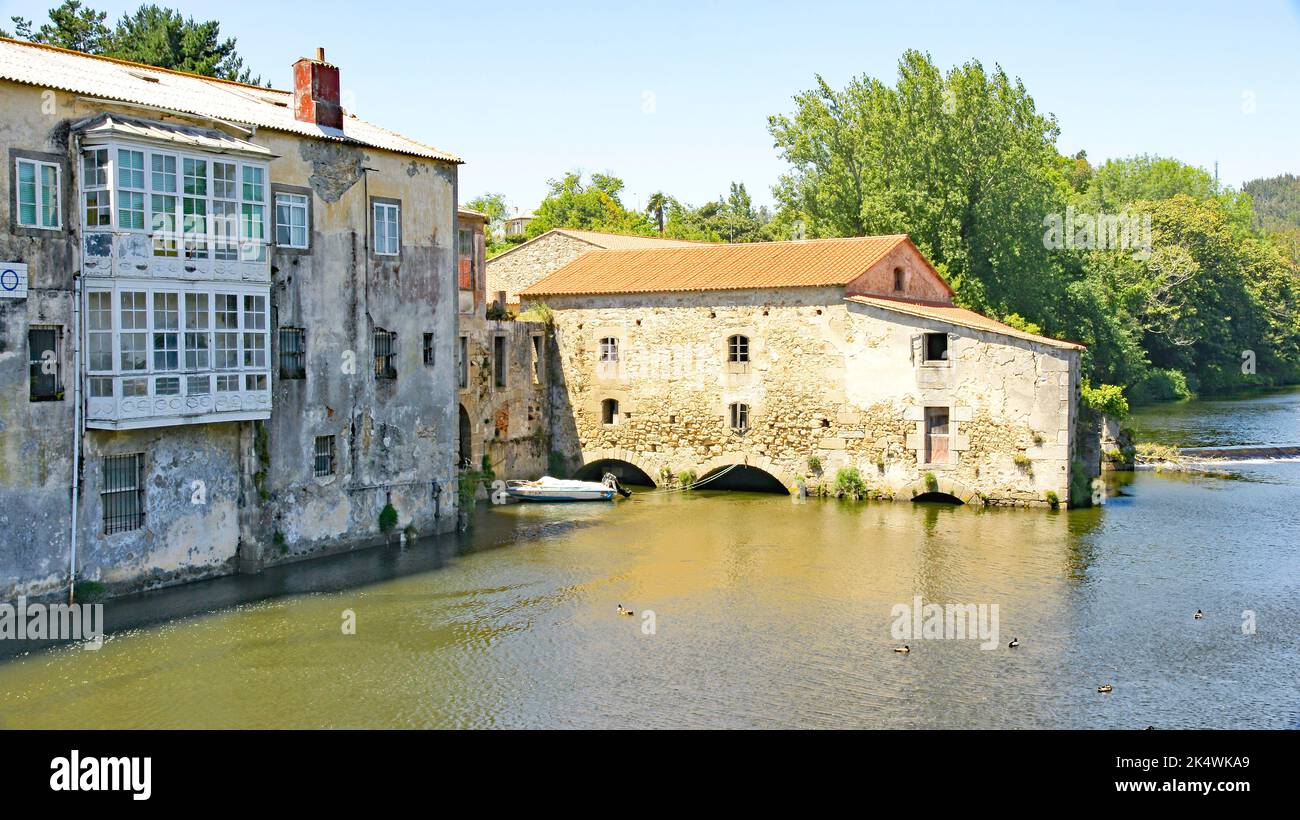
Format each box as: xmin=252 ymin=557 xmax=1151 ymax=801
xmin=729 ymin=402 xmax=750 ymax=433
xmin=599 ymin=337 xmax=619 ymax=362
xmin=602 ymin=398 xmax=619 ymax=425
xmin=727 ymin=334 xmax=750 ymax=363
xmin=893 ymin=267 xmax=905 ymax=292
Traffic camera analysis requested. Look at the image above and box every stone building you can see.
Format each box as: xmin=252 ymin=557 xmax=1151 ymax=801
xmin=522 ymin=235 xmax=1088 ymax=506
xmin=456 ymin=209 xmax=548 ymax=479
xmin=486 ymin=228 xmax=703 ymax=307
xmin=0 ymin=39 xmax=461 ymax=600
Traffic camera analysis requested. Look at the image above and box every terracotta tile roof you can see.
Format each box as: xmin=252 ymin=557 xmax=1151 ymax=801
xmin=520 ymin=235 xmax=911 ymax=296
xmin=0 ymin=37 xmax=460 ymax=163
xmin=846 ymin=295 xmax=1084 ymax=350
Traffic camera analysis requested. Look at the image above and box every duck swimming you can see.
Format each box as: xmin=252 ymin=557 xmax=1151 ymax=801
xmin=1097 ymin=684 xmax=1114 ymax=694
xmin=1194 ymin=610 xmax=1204 ymax=620
xmin=894 ymin=645 xmax=911 ymax=654
xmin=617 ymin=604 xmax=635 ymax=616
xmin=1008 ymin=638 xmax=1021 ymax=648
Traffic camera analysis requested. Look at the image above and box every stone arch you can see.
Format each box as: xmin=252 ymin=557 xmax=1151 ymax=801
xmin=458 ymin=404 xmax=473 ymax=468
xmin=578 ymin=447 xmax=663 ymax=487
xmin=694 ymin=453 xmax=796 ymax=493
xmin=903 ymin=474 xmax=979 ymax=505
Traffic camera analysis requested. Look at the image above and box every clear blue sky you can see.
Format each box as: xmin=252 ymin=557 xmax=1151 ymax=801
xmin=6 ymin=0 xmax=1300 ymax=214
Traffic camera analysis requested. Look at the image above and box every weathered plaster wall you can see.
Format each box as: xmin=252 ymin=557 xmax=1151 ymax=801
xmin=546 ymin=287 xmax=1081 ymax=506
xmin=0 ymin=80 xmax=78 ymax=598
xmin=485 ymin=233 xmax=594 ymax=305
xmin=1 ymin=81 xmax=461 ymax=600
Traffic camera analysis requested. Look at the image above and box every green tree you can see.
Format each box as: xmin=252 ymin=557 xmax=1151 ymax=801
xmin=645 ymin=191 xmax=669 ymax=234
xmin=526 ymin=171 xmax=654 ymax=237
xmin=5 ymin=2 xmax=261 ymax=84
xmin=768 ymin=50 xmax=1069 ymax=318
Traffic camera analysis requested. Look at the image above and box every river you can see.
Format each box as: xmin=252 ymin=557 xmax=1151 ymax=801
xmin=1 ymin=391 xmax=1297 ymax=729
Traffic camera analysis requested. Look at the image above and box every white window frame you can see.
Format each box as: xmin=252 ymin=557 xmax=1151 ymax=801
xmin=84 ymin=141 xmax=269 ymax=263
xmin=15 ymin=157 xmax=61 ymax=229
xmin=275 ymin=192 xmax=309 ymax=249
xmin=83 ymin=282 xmax=270 ymax=403
xmin=373 ymin=201 xmax=400 ymax=256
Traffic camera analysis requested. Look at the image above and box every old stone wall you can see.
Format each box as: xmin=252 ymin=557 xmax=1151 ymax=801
xmin=485 ymin=233 xmax=594 ymax=306
xmin=546 ymin=287 xmax=1081 ymax=506
xmin=458 ymin=318 xmax=549 ymax=480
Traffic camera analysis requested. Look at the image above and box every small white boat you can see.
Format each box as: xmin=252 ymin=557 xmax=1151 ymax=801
xmin=504 ymin=473 xmax=629 ymax=503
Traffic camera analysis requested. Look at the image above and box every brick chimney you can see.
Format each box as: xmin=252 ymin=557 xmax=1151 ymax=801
xmin=292 ymin=47 xmax=342 ymax=130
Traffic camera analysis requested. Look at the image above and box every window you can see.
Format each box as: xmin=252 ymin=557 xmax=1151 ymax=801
xmin=728 ymin=334 xmax=750 ymax=364
xmin=531 ymin=335 xmax=543 ymax=385
xmin=493 ymin=336 xmax=507 ymax=388
xmin=85 ymin=286 xmax=269 ymax=403
xmin=893 ymin=267 xmax=905 ymax=292
xmin=275 ymin=192 xmax=309 ymax=249
xmin=924 ymin=332 xmax=949 ymax=363
xmin=925 ymin=407 xmax=950 ymax=464
xmin=458 ymin=228 xmax=475 ymax=290
xmin=15 ymin=157 xmax=60 ymax=229
xmin=313 ymin=435 xmax=336 ymax=477
xmin=599 ymin=337 xmax=618 ymax=363
xmin=602 ymin=398 xmax=619 ymax=425
xmin=729 ymin=402 xmax=750 ymax=434
xmin=374 ymin=329 xmax=396 ymax=379
xmin=82 ymin=149 xmax=110 ymax=227
xmin=423 ymin=332 xmax=435 ymax=367
xmin=373 ymin=201 xmax=400 ymax=256
xmin=458 ymin=335 xmax=469 ymax=389
xmin=96 ymin=147 xmax=267 ymax=261
xmin=28 ymin=326 xmax=62 ymax=401
xmin=280 ymin=327 xmax=306 ymax=379
xmin=102 ymin=453 xmax=144 ymax=534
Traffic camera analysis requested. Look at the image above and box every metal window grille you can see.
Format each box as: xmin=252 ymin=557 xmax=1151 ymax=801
xmin=374 ymin=329 xmax=397 ymax=379
xmin=423 ymin=333 xmax=435 ymax=366
xmin=102 ymin=453 xmax=144 ymax=533
xmin=313 ymin=435 xmax=336 ymax=477
xmin=279 ymin=327 xmax=306 ymax=379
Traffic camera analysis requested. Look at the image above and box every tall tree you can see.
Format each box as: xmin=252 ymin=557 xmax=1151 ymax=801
xmin=645 ymin=191 xmax=668 ymax=234
xmin=4 ymin=2 xmax=261 ymax=84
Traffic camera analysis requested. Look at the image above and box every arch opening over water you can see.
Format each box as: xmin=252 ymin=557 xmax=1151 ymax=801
xmin=574 ymin=459 xmax=657 ymax=487
xmin=696 ymin=464 xmax=789 ymax=494
xmin=912 ymin=491 xmax=964 ymax=505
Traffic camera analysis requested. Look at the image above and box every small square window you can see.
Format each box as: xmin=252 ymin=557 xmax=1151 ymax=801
xmin=599 ymin=337 xmax=618 ymax=363
xmin=373 ymin=202 xmax=400 ymax=256
xmin=275 ymin=192 xmax=309 ymax=249
xmin=924 ymin=333 xmax=949 ymax=363
xmin=15 ymin=157 xmax=60 ymax=229
xmin=314 ymin=435 xmax=336 ymax=477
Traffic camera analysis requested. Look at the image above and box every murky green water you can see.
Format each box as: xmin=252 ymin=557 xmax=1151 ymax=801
xmin=2 ymin=393 xmax=1298 ymax=729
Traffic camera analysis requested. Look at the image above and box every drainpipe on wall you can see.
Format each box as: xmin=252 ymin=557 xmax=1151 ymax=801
xmin=68 ymin=133 xmax=84 ymax=604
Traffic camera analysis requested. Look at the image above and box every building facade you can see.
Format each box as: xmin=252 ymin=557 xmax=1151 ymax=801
xmin=523 ymin=236 xmax=1088 ymax=506
xmin=0 ymin=39 xmax=461 ymax=600
xmin=456 ymin=209 xmax=549 ymax=480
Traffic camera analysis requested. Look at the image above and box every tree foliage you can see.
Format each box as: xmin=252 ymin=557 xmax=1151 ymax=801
xmin=526 ymin=171 xmax=655 ymax=237
xmin=5 ymin=1 xmax=261 ymax=84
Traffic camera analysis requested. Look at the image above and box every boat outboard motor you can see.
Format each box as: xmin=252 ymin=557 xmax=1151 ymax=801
xmin=603 ymin=472 xmax=633 ymax=498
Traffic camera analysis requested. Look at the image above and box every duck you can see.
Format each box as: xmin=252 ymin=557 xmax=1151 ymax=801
xmin=617 ymin=604 xmax=635 ymax=617
xmin=1194 ymin=609 xmax=1204 ymax=620
xmin=894 ymin=645 xmax=911 ymax=654
xmin=1097 ymin=684 xmax=1114 ymax=694
xmin=1008 ymin=637 xmax=1021 ymax=648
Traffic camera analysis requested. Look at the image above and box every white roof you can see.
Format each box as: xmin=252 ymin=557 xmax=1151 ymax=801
xmin=0 ymin=37 xmax=461 ymax=163
xmin=77 ymin=113 xmax=277 ymax=158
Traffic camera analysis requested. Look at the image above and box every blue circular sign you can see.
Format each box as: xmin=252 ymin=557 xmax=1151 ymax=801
xmin=0 ymin=269 xmax=18 ymax=291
